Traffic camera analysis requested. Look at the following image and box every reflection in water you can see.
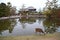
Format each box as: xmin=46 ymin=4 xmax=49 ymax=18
xmin=0 ymin=18 xmax=60 ymax=36
xmin=0 ymin=19 xmax=16 ymax=35
xmin=19 ymin=17 xmax=36 ymax=29
xmin=43 ymin=18 xmax=60 ymax=33
xmin=19 ymin=17 xmax=36 ymax=23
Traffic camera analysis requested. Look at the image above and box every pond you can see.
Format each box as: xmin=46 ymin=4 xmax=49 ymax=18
xmin=0 ymin=17 xmax=60 ymax=36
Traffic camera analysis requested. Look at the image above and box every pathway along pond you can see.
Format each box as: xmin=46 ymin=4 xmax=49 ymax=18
xmin=0 ymin=17 xmax=60 ymax=36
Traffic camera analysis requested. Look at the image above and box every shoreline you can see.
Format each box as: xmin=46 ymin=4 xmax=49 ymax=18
xmin=0 ymin=15 xmax=46 ymax=20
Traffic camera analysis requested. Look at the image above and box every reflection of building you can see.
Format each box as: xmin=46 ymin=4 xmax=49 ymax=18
xmin=19 ymin=17 xmax=36 ymax=23
xmin=19 ymin=6 xmax=36 ymax=15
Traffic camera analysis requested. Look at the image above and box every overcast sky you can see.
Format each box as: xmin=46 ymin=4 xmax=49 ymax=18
xmin=0 ymin=0 xmax=60 ymax=11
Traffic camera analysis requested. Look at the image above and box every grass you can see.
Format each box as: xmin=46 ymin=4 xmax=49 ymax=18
xmin=0 ymin=32 xmax=60 ymax=40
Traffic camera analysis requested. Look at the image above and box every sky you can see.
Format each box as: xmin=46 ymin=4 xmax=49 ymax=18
xmin=0 ymin=0 xmax=60 ymax=11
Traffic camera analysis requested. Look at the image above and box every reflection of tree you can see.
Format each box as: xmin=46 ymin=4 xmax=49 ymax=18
xmin=19 ymin=17 xmax=36 ymax=23
xmin=19 ymin=18 xmax=36 ymax=29
xmin=0 ymin=32 xmax=2 ymax=35
xmin=9 ymin=19 xmax=16 ymax=33
xmin=43 ymin=18 xmax=60 ymax=33
xmin=0 ymin=19 xmax=16 ymax=35
xmin=21 ymin=23 xmax=26 ymax=29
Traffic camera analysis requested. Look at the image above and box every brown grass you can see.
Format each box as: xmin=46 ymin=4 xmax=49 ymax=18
xmin=0 ymin=32 xmax=60 ymax=40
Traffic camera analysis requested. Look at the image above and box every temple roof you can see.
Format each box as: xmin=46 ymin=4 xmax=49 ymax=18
xmin=27 ymin=6 xmax=36 ymax=9
xmin=20 ymin=6 xmax=36 ymax=11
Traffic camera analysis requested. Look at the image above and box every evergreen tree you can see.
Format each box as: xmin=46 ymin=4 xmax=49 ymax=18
xmin=0 ymin=3 xmax=10 ymax=17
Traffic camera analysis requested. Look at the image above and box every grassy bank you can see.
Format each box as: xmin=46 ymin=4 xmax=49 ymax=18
xmin=0 ymin=32 xmax=60 ymax=40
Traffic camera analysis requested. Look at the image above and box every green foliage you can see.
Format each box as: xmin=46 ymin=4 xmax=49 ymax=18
xmin=43 ymin=0 xmax=59 ymax=18
xmin=0 ymin=3 xmax=10 ymax=17
xmin=43 ymin=9 xmax=52 ymax=15
xmin=0 ymin=19 xmax=16 ymax=33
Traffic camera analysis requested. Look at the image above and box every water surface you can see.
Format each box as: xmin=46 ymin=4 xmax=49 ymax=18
xmin=0 ymin=18 xmax=60 ymax=36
